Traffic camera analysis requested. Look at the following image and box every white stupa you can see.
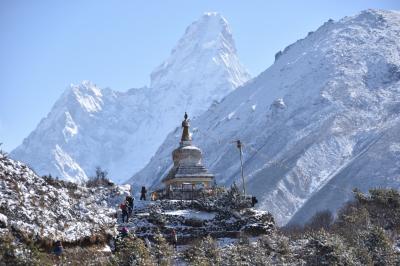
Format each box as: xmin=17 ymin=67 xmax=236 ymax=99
xmin=162 ymin=113 xmax=214 ymax=199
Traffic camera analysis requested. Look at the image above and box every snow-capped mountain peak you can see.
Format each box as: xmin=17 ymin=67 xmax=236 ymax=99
xmin=54 ymin=80 xmax=103 ymax=113
xmin=150 ymin=12 xmax=249 ymax=91
xmin=69 ymin=81 xmax=103 ymax=113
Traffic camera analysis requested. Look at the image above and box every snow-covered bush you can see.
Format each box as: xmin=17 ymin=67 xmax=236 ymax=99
xmin=151 ymin=231 xmax=174 ymax=266
xmin=0 ymin=230 xmax=51 ymax=265
xmin=111 ymin=235 xmax=153 ymax=266
xmin=185 ymin=235 xmax=221 ymax=265
xmin=0 ymin=155 xmax=119 ymax=247
xmin=361 ymin=226 xmax=396 ymax=265
xmin=214 ymin=183 xmax=252 ymax=210
xmin=303 ymin=230 xmax=358 ymax=265
xmin=111 ymin=231 xmax=174 ymax=266
xmin=86 ymin=167 xmax=114 ymax=188
xmin=274 ymin=188 xmax=400 ymax=265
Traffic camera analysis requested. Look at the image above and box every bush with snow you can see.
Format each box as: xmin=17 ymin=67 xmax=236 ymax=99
xmin=0 ymin=154 xmax=122 ymax=245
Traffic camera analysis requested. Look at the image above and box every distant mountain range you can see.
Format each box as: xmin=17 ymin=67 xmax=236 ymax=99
xmin=10 ymin=12 xmax=250 ymax=183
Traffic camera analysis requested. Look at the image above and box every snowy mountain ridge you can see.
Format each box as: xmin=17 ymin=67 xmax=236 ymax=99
xmin=131 ymin=9 xmax=400 ymax=225
xmin=151 ymin=12 xmax=245 ymax=88
xmin=10 ymin=12 xmax=250 ymax=183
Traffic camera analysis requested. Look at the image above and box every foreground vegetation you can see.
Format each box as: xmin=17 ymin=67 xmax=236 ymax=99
xmin=1 ymin=188 xmax=400 ymax=265
xmin=180 ymin=188 xmax=400 ymax=265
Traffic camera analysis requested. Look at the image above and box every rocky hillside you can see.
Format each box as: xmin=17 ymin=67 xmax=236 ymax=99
xmin=10 ymin=12 xmax=250 ymax=183
xmin=0 ymin=152 xmax=129 ymax=244
xmin=132 ymin=9 xmax=400 ymax=225
xmin=125 ymin=187 xmax=275 ymax=245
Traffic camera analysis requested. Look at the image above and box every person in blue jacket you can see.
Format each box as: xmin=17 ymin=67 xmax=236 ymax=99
xmin=53 ymin=240 xmax=63 ymax=262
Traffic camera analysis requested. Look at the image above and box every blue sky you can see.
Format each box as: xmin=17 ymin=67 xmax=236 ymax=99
xmin=0 ymin=0 xmax=399 ymax=152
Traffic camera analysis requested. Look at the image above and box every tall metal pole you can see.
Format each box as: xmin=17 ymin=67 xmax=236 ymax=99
xmin=236 ymin=140 xmax=246 ymax=195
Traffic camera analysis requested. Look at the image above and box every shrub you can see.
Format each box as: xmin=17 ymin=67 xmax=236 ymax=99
xmin=361 ymin=226 xmax=396 ymax=265
xmin=333 ymin=189 xmax=400 ymax=264
xmin=185 ymin=235 xmax=221 ymax=265
xmin=220 ymin=237 xmax=274 ymax=265
xmin=151 ymin=232 xmax=174 ymax=266
xmin=0 ymin=142 xmax=8 ymax=158
xmin=305 ymin=209 xmax=334 ymax=231
xmin=112 ymin=235 xmax=153 ymax=266
xmin=333 ymin=202 xmax=370 ymax=245
xmin=303 ymin=230 xmax=359 ymax=265
xmin=0 ymin=232 xmax=50 ymax=266
xmin=86 ymin=167 xmax=113 ymax=187
xmin=280 ymin=223 xmax=306 ymax=239
xmin=215 ymin=183 xmax=252 ymax=210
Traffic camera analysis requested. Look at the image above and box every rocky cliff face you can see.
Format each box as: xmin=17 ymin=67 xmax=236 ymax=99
xmin=10 ymin=12 xmax=250 ymax=183
xmin=132 ymin=9 xmax=400 ymax=225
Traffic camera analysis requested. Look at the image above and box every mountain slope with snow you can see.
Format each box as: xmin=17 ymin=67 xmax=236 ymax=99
xmin=132 ymin=9 xmax=400 ymax=225
xmin=0 ymin=152 xmax=129 ymax=243
xmin=10 ymin=13 xmax=250 ymax=183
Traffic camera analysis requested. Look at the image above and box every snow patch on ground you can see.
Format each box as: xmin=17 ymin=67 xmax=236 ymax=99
xmin=163 ymin=209 xmax=216 ymax=220
xmin=0 ymin=213 xmax=7 ymax=227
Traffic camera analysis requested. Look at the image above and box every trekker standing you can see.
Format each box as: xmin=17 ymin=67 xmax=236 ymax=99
xmin=126 ymin=195 xmax=134 ymax=216
xmin=120 ymin=202 xmax=128 ymax=223
xmin=171 ymin=228 xmax=177 ymax=249
xmin=53 ymin=240 xmax=63 ymax=263
xmin=140 ymin=186 xmax=147 ymax=200
xmin=151 ymin=191 xmax=158 ymax=201
xmin=251 ymin=196 xmax=258 ymax=207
